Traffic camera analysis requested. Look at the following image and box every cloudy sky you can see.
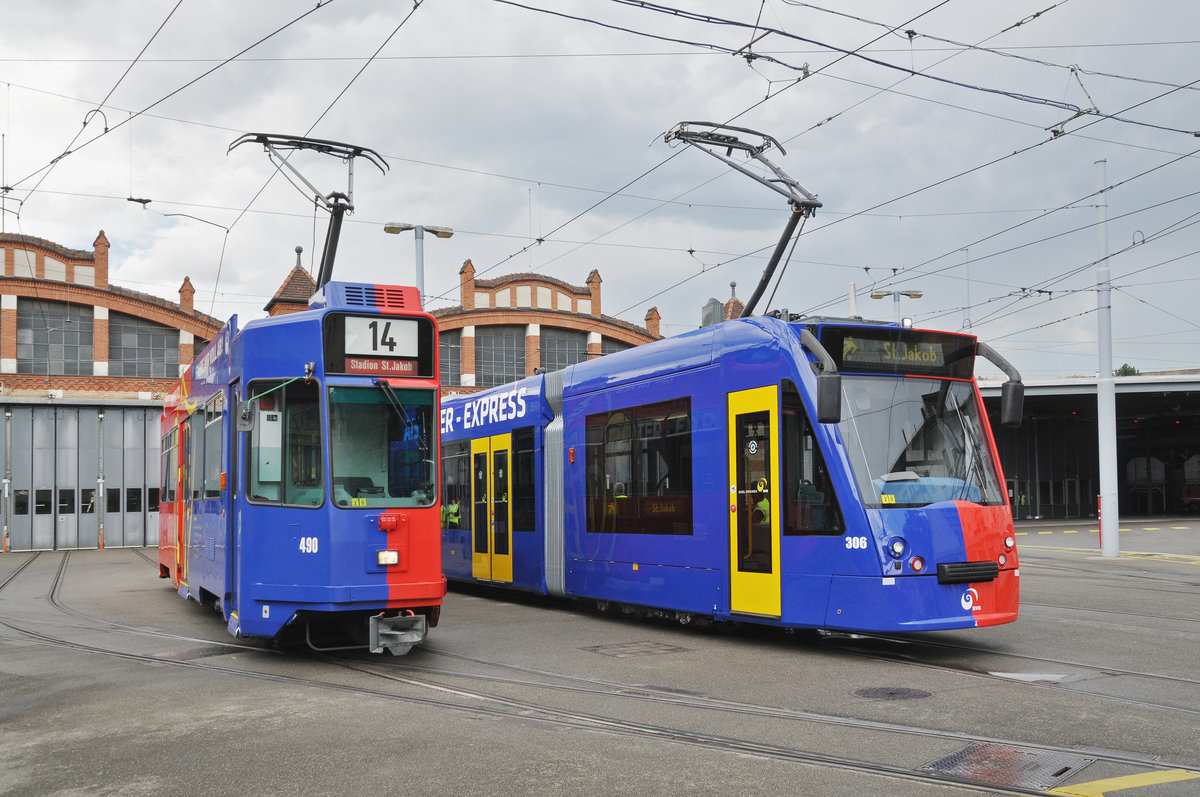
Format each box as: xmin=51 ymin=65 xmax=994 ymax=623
xmin=2 ymin=0 xmax=1198 ymax=379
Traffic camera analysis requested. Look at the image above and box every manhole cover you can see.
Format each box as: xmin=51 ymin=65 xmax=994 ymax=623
xmin=582 ymin=641 xmax=690 ymax=658
xmin=852 ymin=686 xmax=932 ymax=701
xmin=918 ymin=742 xmax=1093 ymax=791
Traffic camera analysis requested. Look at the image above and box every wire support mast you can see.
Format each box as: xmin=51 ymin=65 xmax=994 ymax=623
xmin=664 ymin=121 xmax=821 ymax=318
xmin=228 ymin=133 xmax=388 ymax=287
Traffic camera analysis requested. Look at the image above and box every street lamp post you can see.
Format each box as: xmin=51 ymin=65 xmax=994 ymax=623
xmin=869 ymin=288 xmax=923 ymax=324
xmin=383 ymin=222 xmax=454 ymax=299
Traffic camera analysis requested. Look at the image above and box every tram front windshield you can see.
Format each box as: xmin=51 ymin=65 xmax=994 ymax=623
xmin=837 ymin=376 xmax=1004 ymax=509
xmin=328 ymin=385 xmax=437 ymax=508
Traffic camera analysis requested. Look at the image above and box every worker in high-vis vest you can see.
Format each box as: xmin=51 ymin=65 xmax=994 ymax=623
xmin=442 ymin=499 xmax=461 ymax=529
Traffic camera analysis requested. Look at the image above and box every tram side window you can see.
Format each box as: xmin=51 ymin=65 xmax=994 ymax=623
xmin=513 ymin=426 xmax=535 ymax=531
xmin=13 ymin=489 xmax=29 ymax=515
xmin=585 ymin=397 xmax=693 ymax=535
xmin=441 ymin=440 xmax=469 ymax=528
xmin=188 ymin=412 xmax=205 ymax=500
xmin=204 ymin=394 xmax=224 ymax=498
xmin=161 ymin=428 xmax=178 ymax=504
xmin=246 ymin=379 xmax=324 ymax=507
xmin=440 ymin=440 xmax=470 ymax=529
xmin=782 ymin=382 xmax=844 ymax=536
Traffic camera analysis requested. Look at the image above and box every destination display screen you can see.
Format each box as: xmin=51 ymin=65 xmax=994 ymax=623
xmin=323 ymin=313 xmax=435 ymax=378
xmin=818 ymin=325 xmax=976 ymax=379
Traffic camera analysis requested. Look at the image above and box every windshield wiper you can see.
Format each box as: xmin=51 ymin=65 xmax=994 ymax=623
xmin=945 ymin=391 xmax=985 ymax=501
xmin=372 ymin=378 xmax=426 ymax=452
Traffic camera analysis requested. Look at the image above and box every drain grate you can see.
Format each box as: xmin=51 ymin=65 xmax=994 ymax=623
xmin=853 ymin=686 xmax=932 ymax=701
xmin=918 ymin=742 xmax=1094 ymax=791
xmin=582 ymin=640 xmax=690 ymax=658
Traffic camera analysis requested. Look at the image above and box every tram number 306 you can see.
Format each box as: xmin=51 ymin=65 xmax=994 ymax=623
xmin=845 ymin=536 xmax=869 ymax=550
xmin=299 ymin=536 xmax=320 ymax=554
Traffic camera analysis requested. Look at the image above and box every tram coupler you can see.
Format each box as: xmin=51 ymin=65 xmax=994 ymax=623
xmin=369 ymin=613 xmax=427 ymax=656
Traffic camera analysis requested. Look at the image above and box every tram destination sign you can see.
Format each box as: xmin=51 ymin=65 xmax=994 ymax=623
xmin=819 ymin=325 xmax=976 ymax=379
xmin=324 ymin=313 xmax=435 ymax=379
xmin=842 ymin=336 xmax=946 ymax=368
xmin=343 ymin=316 xmax=418 ymax=357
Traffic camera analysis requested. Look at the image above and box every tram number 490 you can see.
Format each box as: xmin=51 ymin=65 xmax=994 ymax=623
xmin=845 ymin=536 xmax=869 ymax=550
xmin=299 ymin=536 xmax=319 ymax=554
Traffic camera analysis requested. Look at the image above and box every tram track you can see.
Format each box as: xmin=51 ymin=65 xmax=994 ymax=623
xmin=1022 ymin=600 xmax=1200 ymax=630
xmin=336 ymin=645 xmax=1200 ymax=791
xmin=0 ymin=550 xmax=262 ymax=654
xmin=823 ymin=629 xmax=1200 ymax=722
xmin=1017 ymin=555 xmax=1200 ymax=591
xmin=362 ymin=646 xmax=1196 ymax=765
xmin=0 ymin=550 xmax=40 ymax=592
xmin=14 ymin=552 xmax=1200 ymax=714
xmin=0 ymin=549 xmax=1164 ymax=796
xmin=0 ymin=550 xmax=1039 ymax=795
xmin=7 ymin=550 xmax=1199 ymax=794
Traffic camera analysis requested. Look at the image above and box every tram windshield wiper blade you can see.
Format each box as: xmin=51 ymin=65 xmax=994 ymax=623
xmin=372 ymin=378 xmax=426 ymax=452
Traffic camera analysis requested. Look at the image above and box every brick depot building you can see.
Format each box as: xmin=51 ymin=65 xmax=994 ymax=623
xmin=0 ymin=231 xmax=222 ymax=552
xmin=432 ymin=260 xmax=661 ymax=395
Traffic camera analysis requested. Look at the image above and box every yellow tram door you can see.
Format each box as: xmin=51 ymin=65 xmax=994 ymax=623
xmin=727 ymin=385 xmax=782 ymax=618
xmin=470 ymin=434 xmax=514 ymax=583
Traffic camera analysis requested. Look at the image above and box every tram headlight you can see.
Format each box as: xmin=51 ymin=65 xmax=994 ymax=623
xmin=377 ymin=549 xmax=400 ymax=567
xmin=1004 ymin=536 xmax=1015 ymax=550
xmin=998 ymin=553 xmax=1008 ymax=566
xmin=909 ymin=556 xmax=925 ymax=573
xmin=885 ymin=537 xmax=907 ymax=559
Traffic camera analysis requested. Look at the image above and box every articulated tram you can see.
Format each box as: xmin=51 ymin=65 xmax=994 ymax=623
xmin=439 ymin=315 xmax=1023 ymax=632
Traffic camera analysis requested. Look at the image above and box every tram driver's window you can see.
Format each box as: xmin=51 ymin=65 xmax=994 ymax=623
xmin=246 ymin=379 xmax=323 ymax=508
xmin=782 ymin=381 xmax=844 ymax=536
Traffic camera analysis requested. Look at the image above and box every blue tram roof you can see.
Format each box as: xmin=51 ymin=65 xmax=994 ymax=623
xmin=563 ymin=315 xmax=814 ymax=399
xmin=441 ymin=316 xmax=823 ymax=438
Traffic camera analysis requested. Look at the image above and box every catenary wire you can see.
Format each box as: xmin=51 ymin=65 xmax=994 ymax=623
xmin=8 ymin=1 xmax=338 ymax=209
xmin=17 ymin=1 xmax=184 ymax=212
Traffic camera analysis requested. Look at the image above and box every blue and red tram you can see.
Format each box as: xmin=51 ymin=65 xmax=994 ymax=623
xmin=439 ymin=315 xmax=1024 ymax=632
xmin=159 ymin=282 xmax=446 ymax=653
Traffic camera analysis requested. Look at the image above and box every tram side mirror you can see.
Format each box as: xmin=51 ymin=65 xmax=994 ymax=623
xmin=816 ymin=373 xmax=841 ymax=424
xmin=1000 ymin=380 xmax=1024 ymax=428
xmin=236 ymin=399 xmax=255 ymax=432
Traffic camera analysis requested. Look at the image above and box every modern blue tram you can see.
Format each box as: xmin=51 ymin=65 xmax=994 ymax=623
xmin=159 ymin=281 xmax=446 ymax=654
xmin=439 ymin=314 xmax=1024 ymax=632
